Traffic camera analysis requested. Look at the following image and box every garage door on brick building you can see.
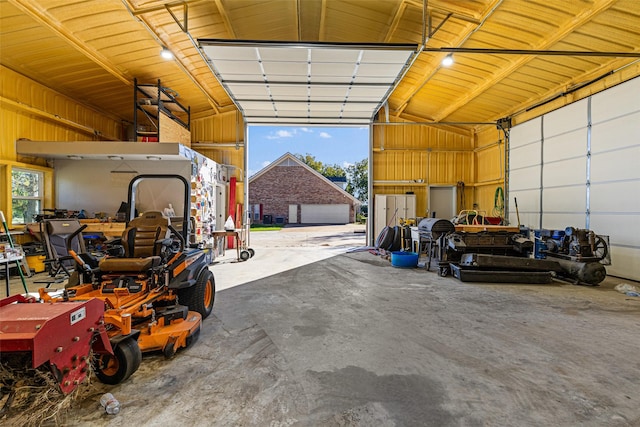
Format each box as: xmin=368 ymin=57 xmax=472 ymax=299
xmin=301 ymin=204 xmax=349 ymax=224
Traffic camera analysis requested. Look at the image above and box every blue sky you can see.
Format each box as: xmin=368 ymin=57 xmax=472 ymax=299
xmin=246 ymin=126 xmax=369 ymax=177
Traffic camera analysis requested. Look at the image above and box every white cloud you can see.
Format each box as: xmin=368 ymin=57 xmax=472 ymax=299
xmin=266 ymin=129 xmax=294 ymax=139
xmin=342 ymin=161 xmax=353 ymax=169
xmin=261 ymin=160 xmax=271 ymax=168
xmin=299 ymin=127 xmax=313 ymax=133
xmin=319 ymin=131 xmax=331 ymax=139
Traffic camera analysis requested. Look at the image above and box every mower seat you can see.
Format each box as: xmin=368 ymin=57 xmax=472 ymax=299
xmin=98 ymin=211 xmax=170 ymax=273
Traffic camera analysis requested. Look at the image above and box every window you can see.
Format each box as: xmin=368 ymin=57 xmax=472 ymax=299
xmin=12 ymin=168 xmax=43 ymax=225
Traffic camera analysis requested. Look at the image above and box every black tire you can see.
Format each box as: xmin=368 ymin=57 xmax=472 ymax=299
xmin=240 ymin=250 xmax=250 ymax=261
xmin=389 ymin=226 xmax=402 ymax=251
xmin=93 ymin=337 xmax=142 ymax=385
xmin=163 ymin=342 xmax=176 ymax=359
xmin=186 ymin=326 xmax=200 ymax=348
xmin=248 ymin=248 xmax=255 ymax=258
xmin=375 ymin=226 xmax=393 ymax=250
xmin=178 ymin=269 xmax=215 ymax=319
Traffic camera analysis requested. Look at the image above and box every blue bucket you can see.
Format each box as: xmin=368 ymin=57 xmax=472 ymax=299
xmin=391 ymin=251 xmax=418 ymax=268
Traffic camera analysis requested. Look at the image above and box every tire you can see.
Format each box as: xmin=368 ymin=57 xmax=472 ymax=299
xmin=240 ymin=250 xmax=250 ymax=261
xmin=163 ymin=342 xmax=176 ymax=359
xmin=93 ymin=337 xmax=142 ymax=385
xmin=248 ymin=248 xmax=255 ymax=258
xmin=375 ymin=226 xmax=393 ymax=250
xmin=389 ymin=226 xmax=402 ymax=251
xmin=186 ymin=326 xmax=200 ymax=348
xmin=178 ymin=269 xmax=215 ymax=319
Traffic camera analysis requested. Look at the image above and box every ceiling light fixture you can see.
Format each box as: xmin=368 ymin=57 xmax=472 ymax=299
xmin=108 ymin=155 xmax=123 ymax=160
xmin=160 ymin=47 xmax=173 ymax=60
xmin=67 ymin=155 xmax=83 ymax=160
xmin=441 ymin=54 xmax=454 ymax=67
xmin=442 ymin=54 xmax=453 ymax=67
xmin=146 ymin=155 xmax=161 ymax=161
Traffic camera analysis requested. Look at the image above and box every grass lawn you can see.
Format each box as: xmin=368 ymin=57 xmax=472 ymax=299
xmin=250 ymin=224 xmax=285 ymax=231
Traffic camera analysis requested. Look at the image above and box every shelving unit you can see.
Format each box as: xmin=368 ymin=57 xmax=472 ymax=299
xmin=134 ymin=78 xmax=190 ymax=143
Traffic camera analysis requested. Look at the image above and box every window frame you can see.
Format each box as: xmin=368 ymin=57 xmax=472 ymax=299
xmin=11 ymin=167 xmax=45 ymax=226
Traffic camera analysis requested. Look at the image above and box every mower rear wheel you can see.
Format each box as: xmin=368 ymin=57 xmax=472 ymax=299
xmin=93 ymin=337 xmax=142 ymax=385
xmin=179 ymin=269 xmax=215 ymax=319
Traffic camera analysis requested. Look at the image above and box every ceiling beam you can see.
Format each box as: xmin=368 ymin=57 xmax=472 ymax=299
xmin=130 ymin=0 xmax=203 ymax=16
xmin=431 ymin=0 xmax=618 ymax=122
xmin=318 ymin=0 xmax=328 ymax=41
xmin=394 ymin=0 xmax=503 ymax=115
xmin=213 ymin=0 xmax=237 ymax=38
xmin=383 ymin=1 xmax=408 ymax=43
xmin=8 ymin=0 xmax=131 ymax=86
xmin=404 ymin=0 xmax=480 ymax=24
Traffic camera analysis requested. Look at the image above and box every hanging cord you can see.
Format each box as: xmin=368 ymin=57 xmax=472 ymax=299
xmin=493 ymin=186 xmax=505 ymax=220
xmin=457 ymin=181 xmax=465 ymax=210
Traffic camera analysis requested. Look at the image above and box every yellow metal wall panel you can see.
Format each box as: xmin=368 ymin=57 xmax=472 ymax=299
xmin=372 ymin=122 xmax=474 ymax=218
xmin=1 ymin=67 xmax=123 ymax=163
xmin=191 ymin=111 xmax=244 ymax=144
xmin=473 ymin=126 xmax=507 ymax=220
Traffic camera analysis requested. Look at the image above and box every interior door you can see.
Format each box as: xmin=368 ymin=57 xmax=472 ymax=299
xmin=429 ymin=186 xmax=456 ymax=220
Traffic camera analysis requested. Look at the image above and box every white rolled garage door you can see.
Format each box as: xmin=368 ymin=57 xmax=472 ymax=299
xmin=509 ymin=76 xmax=640 ymax=281
xmin=301 ymin=204 xmax=349 ymax=224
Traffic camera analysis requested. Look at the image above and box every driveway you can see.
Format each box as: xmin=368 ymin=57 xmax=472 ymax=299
xmin=212 ymin=224 xmax=368 ymax=291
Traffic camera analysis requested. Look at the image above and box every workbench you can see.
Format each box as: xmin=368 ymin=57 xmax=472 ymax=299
xmin=78 ymin=221 xmax=126 ymax=238
xmin=211 ymin=230 xmax=245 ymax=261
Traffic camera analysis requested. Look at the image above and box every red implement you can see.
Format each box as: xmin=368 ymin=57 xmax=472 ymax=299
xmin=0 ymin=295 xmax=112 ymax=394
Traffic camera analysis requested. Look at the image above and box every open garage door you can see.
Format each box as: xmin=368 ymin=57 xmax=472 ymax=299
xmin=301 ymin=204 xmax=349 ymax=224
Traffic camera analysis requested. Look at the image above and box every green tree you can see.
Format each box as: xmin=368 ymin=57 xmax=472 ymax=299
xmin=346 ymin=158 xmax=368 ymax=203
xmin=294 ymin=153 xmax=346 ymax=178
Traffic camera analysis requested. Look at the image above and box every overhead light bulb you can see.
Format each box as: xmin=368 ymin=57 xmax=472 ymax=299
xmin=160 ymin=47 xmax=173 ymax=60
xmin=441 ymin=54 xmax=454 ymax=67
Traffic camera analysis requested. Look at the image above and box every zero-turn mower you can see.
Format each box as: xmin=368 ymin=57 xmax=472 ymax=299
xmin=39 ymin=174 xmax=215 ymax=385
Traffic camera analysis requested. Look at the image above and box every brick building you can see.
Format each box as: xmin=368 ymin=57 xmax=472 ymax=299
xmin=249 ymin=153 xmax=361 ymax=224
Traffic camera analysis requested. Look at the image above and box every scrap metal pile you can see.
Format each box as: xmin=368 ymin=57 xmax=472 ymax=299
xmin=416 ymin=218 xmax=611 ymax=285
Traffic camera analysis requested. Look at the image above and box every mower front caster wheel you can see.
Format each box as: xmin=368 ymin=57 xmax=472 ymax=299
xmin=93 ymin=337 xmax=142 ymax=385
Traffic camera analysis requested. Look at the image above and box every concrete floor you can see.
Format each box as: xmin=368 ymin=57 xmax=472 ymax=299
xmin=4 ymin=225 xmax=640 ymax=426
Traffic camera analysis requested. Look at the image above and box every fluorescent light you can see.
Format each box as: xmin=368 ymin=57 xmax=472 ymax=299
xmin=108 ymin=155 xmax=123 ymax=160
xmin=160 ymin=47 xmax=173 ymax=60
xmin=146 ymin=155 xmax=161 ymax=161
xmin=441 ymin=55 xmax=454 ymax=67
xmin=67 ymin=155 xmax=83 ymax=160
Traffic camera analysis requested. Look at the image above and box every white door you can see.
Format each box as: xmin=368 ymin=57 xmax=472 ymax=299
xmin=429 ymin=186 xmax=456 ymax=220
xmin=288 ymin=204 xmax=298 ymax=224
xmin=300 ymin=204 xmax=349 ymax=224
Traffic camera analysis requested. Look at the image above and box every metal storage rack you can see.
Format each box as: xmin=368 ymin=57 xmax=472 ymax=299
xmin=133 ymin=78 xmax=190 ymax=142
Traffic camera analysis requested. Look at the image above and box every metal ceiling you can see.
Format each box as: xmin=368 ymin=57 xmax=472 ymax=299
xmin=199 ymin=40 xmax=418 ymax=124
xmin=1 ymin=0 xmax=639 ymax=131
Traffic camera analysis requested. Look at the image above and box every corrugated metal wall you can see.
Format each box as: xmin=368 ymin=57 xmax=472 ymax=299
xmin=190 ymin=111 xmax=246 ymax=206
xmin=1 ymin=67 xmax=123 ymax=164
xmin=475 ymin=126 xmax=507 ymax=220
xmin=372 ymin=119 xmax=477 ymax=219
